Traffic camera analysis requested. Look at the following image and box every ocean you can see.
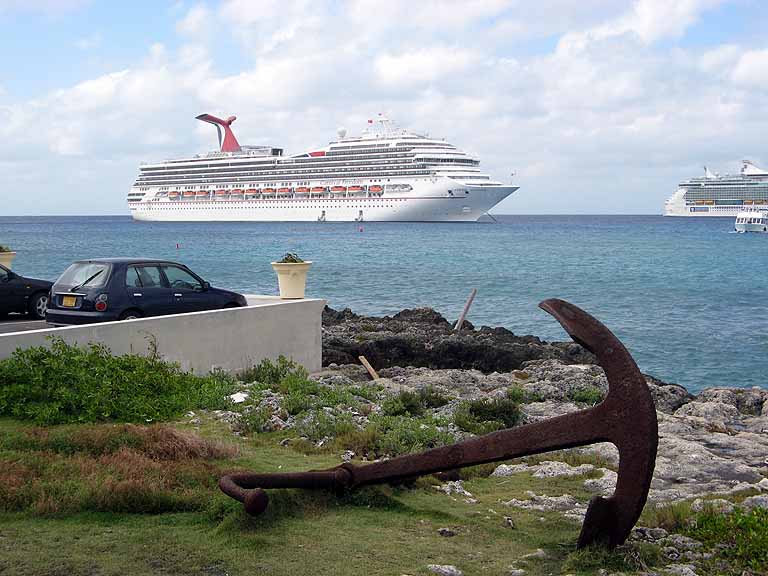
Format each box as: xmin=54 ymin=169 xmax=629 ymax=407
xmin=1 ymin=215 xmax=765 ymax=393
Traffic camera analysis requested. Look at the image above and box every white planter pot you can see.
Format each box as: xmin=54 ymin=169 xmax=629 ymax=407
xmin=0 ymin=251 xmax=16 ymax=268
xmin=271 ymin=261 xmax=312 ymax=299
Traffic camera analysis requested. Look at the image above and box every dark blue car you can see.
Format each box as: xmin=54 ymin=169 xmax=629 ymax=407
xmin=46 ymin=258 xmax=247 ymax=325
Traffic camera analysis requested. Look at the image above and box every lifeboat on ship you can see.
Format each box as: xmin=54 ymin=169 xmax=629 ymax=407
xmin=296 ymin=186 xmax=310 ymax=194
xmin=311 ymin=186 xmax=326 ymax=193
xmin=214 ymin=190 xmax=228 ymax=199
xmin=278 ymin=187 xmax=291 ymax=195
xmin=263 ymin=188 xmax=276 ymax=196
xmin=331 ymin=186 xmax=347 ymax=195
xmin=348 ymin=185 xmax=364 ymax=192
xmin=182 ymin=191 xmax=196 ymax=198
xmin=195 ymin=190 xmax=209 ymax=198
xmin=168 ymin=191 xmax=180 ymax=199
xmin=369 ymin=185 xmax=383 ymax=193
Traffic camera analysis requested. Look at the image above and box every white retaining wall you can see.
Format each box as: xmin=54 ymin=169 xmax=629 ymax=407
xmin=0 ymin=296 xmax=326 ymax=374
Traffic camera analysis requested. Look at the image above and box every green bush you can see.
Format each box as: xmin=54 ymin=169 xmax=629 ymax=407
xmin=453 ymin=393 xmax=521 ymax=435
xmin=0 ymin=338 xmax=236 ymax=425
xmin=381 ymin=387 xmax=450 ymax=417
xmin=570 ymin=386 xmax=605 ymax=405
xmin=685 ymin=507 xmax=768 ymax=574
xmin=238 ymin=356 xmax=301 ymax=386
xmin=381 ymin=390 xmax=424 ymax=416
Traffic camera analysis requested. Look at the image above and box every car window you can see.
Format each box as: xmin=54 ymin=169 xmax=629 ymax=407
xmin=162 ymin=266 xmax=202 ymax=290
xmin=56 ymin=262 xmax=111 ymax=289
xmin=134 ymin=266 xmax=165 ymax=288
xmin=0 ymin=267 xmax=8 ymax=282
xmin=125 ymin=266 xmax=142 ymax=288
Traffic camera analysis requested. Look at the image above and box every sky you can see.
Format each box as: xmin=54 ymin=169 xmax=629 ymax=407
xmin=1 ymin=0 xmax=767 ymax=215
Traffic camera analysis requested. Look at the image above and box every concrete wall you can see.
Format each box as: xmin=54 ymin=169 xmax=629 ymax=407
xmin=0 ymin=296 xmax=325 ymax=374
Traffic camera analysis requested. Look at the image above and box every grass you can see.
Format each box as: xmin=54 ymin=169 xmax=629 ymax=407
xmin=0 ymin=415 xmax=614 ymax=576
xmin=0 ymin=338 xmax=236 ymax=425
xmin=453 ymin=391 xmax=522 ymax=434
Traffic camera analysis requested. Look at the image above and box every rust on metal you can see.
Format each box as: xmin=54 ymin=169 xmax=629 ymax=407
xmin=219 ymin=298 xmax=658 ymax=549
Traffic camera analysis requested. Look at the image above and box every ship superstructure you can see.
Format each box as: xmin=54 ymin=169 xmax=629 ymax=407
xmin=128 ymin=114 xmax=518 ymax=222
xmin=664 ymin=160 xmax=768 ymax=217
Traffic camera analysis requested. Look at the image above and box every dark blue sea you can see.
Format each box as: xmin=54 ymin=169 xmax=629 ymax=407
xmin=2 ymin=215 xmax=765 ymax=392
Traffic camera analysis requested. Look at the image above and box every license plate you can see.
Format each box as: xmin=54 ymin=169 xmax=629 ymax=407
xmin=62 ymin=295 xmax=77 ymax=307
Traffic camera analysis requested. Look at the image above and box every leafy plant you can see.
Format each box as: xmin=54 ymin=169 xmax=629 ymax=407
xmin=381 ymin=387 xmax=450 ymax=417
xmin=570 ymin=386 xmax=605 ymax=405
xmin=453 ymin=392 xmax=521 ymax=435
xmin=684 ymin=507 xmax=768 ymax=574
xmin=277 ymin=252 xmax=304 ymax=264
xmin=0 ymin=338 xmax=236 ymax=425
xmin=238 ymin=356 xmax=300 ymax=386
xmin=0 ymin=245 xmax=11 ymax=253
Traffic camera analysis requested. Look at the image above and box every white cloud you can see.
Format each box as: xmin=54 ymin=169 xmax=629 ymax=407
xmin=176 ymin=3 xmax=210 ymax=36
xmin=374 ymin=47 xmax=479 ymax=88
xmin=732 ymin=48 xmax=768 ymax=89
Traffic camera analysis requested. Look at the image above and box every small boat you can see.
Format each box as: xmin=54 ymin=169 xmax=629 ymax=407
xmin=196 ymin=190 xmax=209 ymax=196
xmin=348 ymin=185 xmax=364 ymax=192
xmin=369 ymin=185 xmax=383 ymax=193
xmin=263 ymin=188 xmax=276 ymax=195
xmin=310 ymin=186 xmax=326 ymax=193
xmin=735 ymin=210 xmax=768 ymax=233
xmin=245 ymin=188 xmax=257 ymax=194
xmin=168 ymin=192 xmax=180 ymax=199
xmin=214 ymin=190 xmax=228 ymax=199
xmin=296 ymin=187 xmax=310 ymax=194
xmin=232 ymin=188 xmax=243 ymax=194
xmin=278 ymin=187 xmax=291 ymax=194
xmin=331 ymin=186 xmax=347 ymax=193
xmin=182 ymin=191 xmax=195 ymax=198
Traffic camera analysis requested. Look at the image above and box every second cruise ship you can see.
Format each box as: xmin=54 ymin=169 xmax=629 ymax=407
xmin=128 ymin=114 xmax=518 ymax=222
xmin=664 ymin=160 xmax=768 ymax=217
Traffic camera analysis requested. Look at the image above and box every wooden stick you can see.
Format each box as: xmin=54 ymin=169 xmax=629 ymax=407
xmin=453 ymin=288 xmax=477 ymax=331
xmin=359 ymin=355 xmax=380 ymax=380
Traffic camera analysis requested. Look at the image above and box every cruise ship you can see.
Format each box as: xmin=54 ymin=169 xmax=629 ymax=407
xmin=127 ymin=114 xmax=518 ymax=222
xmin=664 ymin=160 xmax=768 ymax=217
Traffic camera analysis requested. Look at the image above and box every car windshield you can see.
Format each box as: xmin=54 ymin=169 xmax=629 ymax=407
xmin=56 ymin=262 xmax=111 ymax=289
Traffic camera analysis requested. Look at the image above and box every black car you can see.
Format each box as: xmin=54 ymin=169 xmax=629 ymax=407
xmin=0 ymin=263 xmax=52 ymax=320
xmin=46 ymin=258 xmax=247 ymax=325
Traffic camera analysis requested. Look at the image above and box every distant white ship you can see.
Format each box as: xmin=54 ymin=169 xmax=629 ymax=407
xmin=734 ymin=210 xmax=768 ymax=233
xmin=128 ymin=114 xmax=518 ymax=222
xmin=665 ymin=160 xmax=768 ymax=217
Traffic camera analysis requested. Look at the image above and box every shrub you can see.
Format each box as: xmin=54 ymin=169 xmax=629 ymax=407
xmin=685 ymin=507 xmax=768 ymax=574
xmin=382 ymin=390 xmax=424 ymax=416
xmin=0 ymin=245 xmax=11 ymax=253
xmin=453 ymin=394 xmax=521 ymax=435
xmin=238 ymin=356 xmax=301 ymax=386
xmin=570 ymin=386 xmax=605 ymax=405
xmin=0 ymin=338 xmax=236 ymax=425
xmin=381 ymin=387 xmax=450 ymax=417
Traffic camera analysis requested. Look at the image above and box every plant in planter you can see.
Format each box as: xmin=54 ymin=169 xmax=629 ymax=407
xmin=0 ymin=245 xmax=16 ymax=268
xmin=271 ymin=253 xmax=312 ymax=299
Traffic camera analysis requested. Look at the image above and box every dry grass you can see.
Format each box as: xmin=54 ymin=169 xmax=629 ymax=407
xmin=0 ymin=423 xmax=237 ymax=515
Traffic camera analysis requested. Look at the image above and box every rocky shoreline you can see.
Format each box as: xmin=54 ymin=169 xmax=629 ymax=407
xmin=321 ymin=305 xmax=768 ymax=506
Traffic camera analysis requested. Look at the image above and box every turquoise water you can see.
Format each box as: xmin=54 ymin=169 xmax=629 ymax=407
xmin=2 ymin=215 xmax=765 ymax=392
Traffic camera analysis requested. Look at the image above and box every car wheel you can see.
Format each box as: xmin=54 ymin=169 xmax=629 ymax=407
xmin=29 ymin=293 xmax=49 ymax=320
xmin=119 ymin=309 xmax=143 ymax=320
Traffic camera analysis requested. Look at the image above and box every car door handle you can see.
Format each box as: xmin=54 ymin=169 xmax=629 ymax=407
xmin=174 ymin=293 xmax=183 ymax=298
xmin=133 ymin=293 xmax=142 ymax=297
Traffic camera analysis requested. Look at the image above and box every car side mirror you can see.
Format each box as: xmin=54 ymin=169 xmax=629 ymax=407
xmin=201 ymin=281 xmax=210 ymax=291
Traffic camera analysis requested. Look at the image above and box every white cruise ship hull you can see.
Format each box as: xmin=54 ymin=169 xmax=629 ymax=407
xmin=130 ymin=183 xmax=517 ymax=223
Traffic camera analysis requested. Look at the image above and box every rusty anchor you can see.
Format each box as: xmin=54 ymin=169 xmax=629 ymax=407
xmin=219 ymin=298 xmax=658 ymax=549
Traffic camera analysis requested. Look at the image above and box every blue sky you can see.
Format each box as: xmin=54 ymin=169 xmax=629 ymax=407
xmin=1 ymin=0 xmax=768 ymax=215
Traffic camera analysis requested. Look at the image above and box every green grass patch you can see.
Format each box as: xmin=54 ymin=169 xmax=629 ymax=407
xmin=453 ymin=392 xmax=522 ymax=435
xmin=563 ymin=542 xmax=662 ymax=574
xmin=684 ymin=507 xmax=768 ymax=575
xmin=0 ymin=338 xmax=236 ymax=425
xmin=569 ymin=386 xmax=605 ymax=405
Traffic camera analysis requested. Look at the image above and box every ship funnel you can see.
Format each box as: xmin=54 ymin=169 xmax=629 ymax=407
xmin=196 ymin=113 xmax=242 ymax=153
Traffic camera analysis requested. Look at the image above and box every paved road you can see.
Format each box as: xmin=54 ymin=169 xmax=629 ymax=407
xmin=0 ymin=317 xmax=50 ymax=334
